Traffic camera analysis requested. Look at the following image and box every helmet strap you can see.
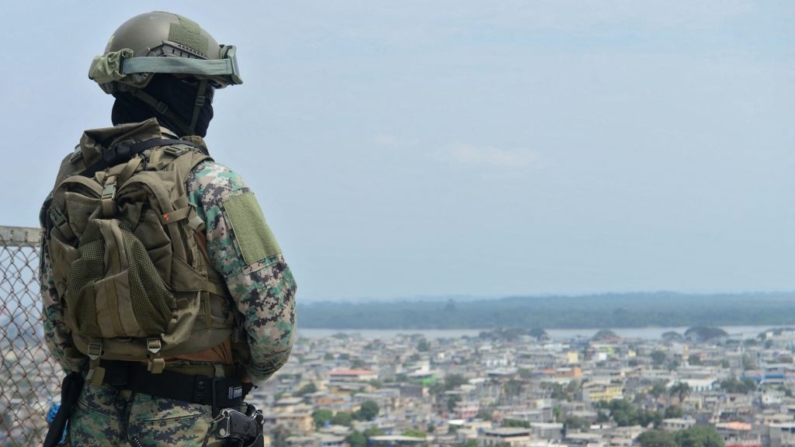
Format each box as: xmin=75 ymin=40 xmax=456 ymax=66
xmin=187 ymin=79 xmax=209 ymax=136
xmin=128 ymin=88 xmax=192 ymax=136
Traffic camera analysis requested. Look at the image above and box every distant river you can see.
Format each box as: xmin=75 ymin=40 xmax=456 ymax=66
xmin=298 ymin=325 xmax=781 ymax=340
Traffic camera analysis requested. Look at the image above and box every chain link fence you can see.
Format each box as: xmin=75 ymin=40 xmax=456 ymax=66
xmin=0 ymin=226 xmax=61 ymax=446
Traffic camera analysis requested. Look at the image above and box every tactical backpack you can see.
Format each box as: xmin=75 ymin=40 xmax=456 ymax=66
xmin=43 ymin=120 xmax=238 ymax=380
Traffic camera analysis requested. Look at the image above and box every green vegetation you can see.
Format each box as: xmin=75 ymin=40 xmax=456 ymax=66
xmin=719 ymin=377 xmax=757 ymax=394
xmin=649 ymin=381 xmax=668 ymax=398
xmin=541 ymin=381 xmax=578 ymax=402
xmin=541 ymin=380 xmax=578 ymax=402
xmin=476 ymin=408 xmax=494 ymax=421
xmin=441 ymin=374 xmax=468 ymax=391
xmin=669 ymin=383 xmax=691 ymax=404
xmin=636 ymin=430 xmax=678 ymax=447
xmin=312 ymin=409 xmax=333 ymax=429
xmin=637 ymin=428 xmax=724 ymax=447
xmin=501 ymin=419 xmax=532 ymax=428
xmin=662 ymin=331 xmax=684 ymax=342
xmin=684 ymin=327 xmax=729 ymax=342
xmin=347 ymin=431 xmax=367 ymax=447
xmin=298 ymin=292 xmax=795 ymax=329
xmin=402 ymin=429 xmax=427 ymax=438
xmin=295 ymin=382 xmax=318 ymax=397
xmin=353 ymin=401 xmax=380 ymax=421
xmin=596 ymin=399 xmax=663 ymax=427
xmin=593 ymin=329 xmax=618 ymax=340
xmin=664 ymin=406 xmax=684 ymax=419
xmin=351 ymin=359 xmax=367 ymax=369
xmin=331 ymin=411 xmax=353 ymax=427
xmin=529 ymin=327 xmax=548 ymax=338
xmin=565 ymin=416 xmax=589 ymax=430
xmin=346 ymin=428 xmax=382 ymax=447
xmin=675 ymin=427 xmax=725 ymax=447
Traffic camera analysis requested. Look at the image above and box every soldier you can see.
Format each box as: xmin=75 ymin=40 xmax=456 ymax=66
xmin=39 ymin=11 xmax=296 ymax=446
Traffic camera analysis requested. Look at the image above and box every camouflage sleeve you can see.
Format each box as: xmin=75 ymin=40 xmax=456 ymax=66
xmin=39 ymin=238 xmax=86 ymax=373
xmin=187 ymin=161 xmax=297 ymax=384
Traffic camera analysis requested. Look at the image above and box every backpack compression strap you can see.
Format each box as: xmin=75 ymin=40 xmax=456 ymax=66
xmin=81 ymin=138 xmax=206 ymax=178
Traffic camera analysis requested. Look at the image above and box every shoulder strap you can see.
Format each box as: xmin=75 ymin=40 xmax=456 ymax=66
xmin=81 ymin=138 xmax=205 ymax=178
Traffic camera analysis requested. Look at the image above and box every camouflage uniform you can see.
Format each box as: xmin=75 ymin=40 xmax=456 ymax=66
xmin=40 ymin=125 xmax=297 ymax=446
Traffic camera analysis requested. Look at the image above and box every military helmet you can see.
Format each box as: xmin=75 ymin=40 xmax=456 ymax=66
xmin=88 ymin=11 xmax=243 ymax=94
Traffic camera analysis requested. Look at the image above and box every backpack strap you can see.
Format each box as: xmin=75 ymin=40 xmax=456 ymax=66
xmin=82 ymin=138 xmax=205 ymax=178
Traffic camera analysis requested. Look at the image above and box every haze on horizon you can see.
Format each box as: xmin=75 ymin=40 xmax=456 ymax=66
xmin=0 ymin=1 xmax=793 ymax=301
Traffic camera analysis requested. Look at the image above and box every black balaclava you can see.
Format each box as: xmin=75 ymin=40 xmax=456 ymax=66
xmin=111 ymin=75 xmax=215 ymax=137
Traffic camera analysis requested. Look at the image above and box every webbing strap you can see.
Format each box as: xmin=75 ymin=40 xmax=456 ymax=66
xmin=129 ymin=89 xmax=192 ymax=135
xmin=99 ymin=360 xmax=244 ymax=410
xmin=121 ymin=57 xmax=237 ymax=77
xmin=205 ymin=279 xmax=228 ymax=297
xmin=161 ymin=206 xmax=191 ymax=224
xmin=100 ymin=175 xmax=117 ymax=218
xmin=188 ymin=79 xmax=209 ymax=136
xmin=81 ymin=138 xmax=204 ymax=178
xmin=117 ymin=156 xmax=142 ymax=186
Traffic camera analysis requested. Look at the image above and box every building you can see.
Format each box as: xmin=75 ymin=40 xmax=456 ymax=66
xmin=768 ymin=423 xmax=795 ymax=447
xmin=582 ymin=383 xmax=623 ymax=403
xmin=329 ymin=369 xmax=378 ymax=383
xmin=660 ymin=418 xmax=697 ymax=432
xmin=480 ymin=428 xmax=531 ymax=447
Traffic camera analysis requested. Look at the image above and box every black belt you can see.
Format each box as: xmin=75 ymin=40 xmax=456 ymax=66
xmin=99 ymin=360 xmax=244 ymax=411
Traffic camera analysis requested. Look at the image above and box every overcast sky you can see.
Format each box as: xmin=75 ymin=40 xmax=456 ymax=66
xmin=1 ymin=1 xmax=793 ymax=300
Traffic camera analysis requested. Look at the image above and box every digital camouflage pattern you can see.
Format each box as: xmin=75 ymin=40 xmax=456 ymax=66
xmin=40 ymin=126 xmax=297 ymax=445
xmin=68 ymin=383 xmax=227 ymax=446
xmin=186 ymin=160 xmax=297 ymax=382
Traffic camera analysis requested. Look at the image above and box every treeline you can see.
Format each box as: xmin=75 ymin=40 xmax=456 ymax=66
xmin=298 ymin=292 xmax=795 ymax=329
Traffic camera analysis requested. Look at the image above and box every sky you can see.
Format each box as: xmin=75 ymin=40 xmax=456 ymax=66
xmin=0 ymin=1 xmax=793 ymax=300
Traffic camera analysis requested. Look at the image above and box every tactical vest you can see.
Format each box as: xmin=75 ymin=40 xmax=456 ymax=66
xmin=43 ymin=120 xmax=241 ymax=377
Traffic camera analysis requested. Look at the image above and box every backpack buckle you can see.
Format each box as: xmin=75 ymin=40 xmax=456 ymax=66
xmin=101 ymin=180 xmax=117 ymax=201
xmin=146 ymin=338 xmax=162 ymax=354
xmin=49 ymin=207 xmax=67 ymax=227
xmin=87 ymin=340 xmax=103 ymax=360
xmin=100 ymin=176 xmax=118 ymax=217
xmin=147 ymin=338 xmax=165 ymax=374
xmin=164 ymin=146 xmax=189 ymax=157
xmin=48 ymin=206 xmax=76 ymax=239
xmin=69 ymin=147 xmax=84 ymax=163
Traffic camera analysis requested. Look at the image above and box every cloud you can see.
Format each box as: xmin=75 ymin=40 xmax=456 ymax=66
xmin=441 ymin=144 xmax=538 ymax=169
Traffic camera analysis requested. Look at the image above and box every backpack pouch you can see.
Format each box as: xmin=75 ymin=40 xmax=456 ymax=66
xmin=65 ymin=218 xmax=176 ymax=339
xmin=63 ymin=191 xmax=99 ymax=238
